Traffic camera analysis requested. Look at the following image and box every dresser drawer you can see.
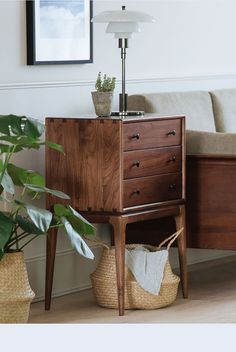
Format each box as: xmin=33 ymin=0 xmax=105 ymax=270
xmin=123 ymin=119 xmax=181 ymax=151
xmin=123 ymin=173 xmax=182 ymax=208
xmin=123 ymin=146 xmax=181 ymax=179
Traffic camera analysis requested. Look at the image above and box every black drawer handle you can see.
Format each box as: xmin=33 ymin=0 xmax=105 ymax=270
xmin=133 ymin=160 xmax=140 ymax=167
xmin=168 ymin=156 xmax=176 ymax=163
xmin=132 ymin=189 xmax=140 ymax=196
xmin=131 ymin=133 xmax=140 ymax=140
xmin=169 ymin=183 xmax=177 ymax=190
xmin=167 ymin=130 xmax=176 ymax=136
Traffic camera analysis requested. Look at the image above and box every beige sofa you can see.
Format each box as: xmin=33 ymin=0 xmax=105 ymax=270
xmin=128 ymin=89 xmax=236 ymax=250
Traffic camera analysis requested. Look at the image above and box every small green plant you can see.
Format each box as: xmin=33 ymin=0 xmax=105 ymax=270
xmin=95 ymin=72 xmax=116 ymax=92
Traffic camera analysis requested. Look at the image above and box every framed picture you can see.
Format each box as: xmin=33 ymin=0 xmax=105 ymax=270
xmin=26 ymin=0 xmax=93 ymax=65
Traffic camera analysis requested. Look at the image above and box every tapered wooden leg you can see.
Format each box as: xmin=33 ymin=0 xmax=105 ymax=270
xmin=110 ymin=216 xmax=127 ymax=316
xmin=45 ymin=227 xmax=58 ymax=310
xmin=175 ymin=205 xmax=188 ymax=298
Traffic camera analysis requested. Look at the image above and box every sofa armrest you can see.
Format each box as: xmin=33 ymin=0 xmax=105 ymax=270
xmin=187 ymin=130 xmax=236 ymax=155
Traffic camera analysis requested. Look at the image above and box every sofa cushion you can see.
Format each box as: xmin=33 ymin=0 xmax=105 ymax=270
xmin=128 ymin=91 xmax=216 ymax=132
xmin=187 ymin=130 xmax=236 ymax=155
xmin=210 ymin=89 xmax=236 ymax=132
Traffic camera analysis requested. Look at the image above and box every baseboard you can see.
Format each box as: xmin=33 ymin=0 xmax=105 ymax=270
xmin=33 ymin=283 xmax=92 ymax=303
xmin=169 ymin=247 xmax=235 ymax=270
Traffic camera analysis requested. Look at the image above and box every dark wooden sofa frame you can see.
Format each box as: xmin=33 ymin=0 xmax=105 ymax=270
xmin=187 ymin=154 xmax=236 ymax=250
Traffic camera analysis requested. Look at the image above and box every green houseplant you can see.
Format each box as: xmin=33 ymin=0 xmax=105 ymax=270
xmin=92 ymin=72 xmax=116 ymax=117
xmin=0 ymin=114 xmax=95 ymax=323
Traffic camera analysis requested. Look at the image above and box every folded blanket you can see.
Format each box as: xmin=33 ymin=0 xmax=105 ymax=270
xmin=125 ymin=246 xmax=168 ymax=295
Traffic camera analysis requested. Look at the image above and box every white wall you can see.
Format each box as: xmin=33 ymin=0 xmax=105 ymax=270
xmin=1 ymin=0 xmax=236 ymax=301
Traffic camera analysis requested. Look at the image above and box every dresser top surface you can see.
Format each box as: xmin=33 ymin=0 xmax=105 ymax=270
xmin=45 ymin=113 xmax=185 ymax=123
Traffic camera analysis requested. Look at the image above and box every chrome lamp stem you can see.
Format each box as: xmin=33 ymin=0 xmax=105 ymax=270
xmin=119 ymin=38 xmax=128 ymax=115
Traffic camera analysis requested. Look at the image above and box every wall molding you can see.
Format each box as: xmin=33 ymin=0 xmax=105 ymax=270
xmin=34 ymin=283 xmax=91 ymax=303
xmin=25 ymin=241 xmax=104 ymax=264
xmin=1 ymin=73 xmax=236 ymax=91
xmin=26 ymin=245 xmax=234 ymax=269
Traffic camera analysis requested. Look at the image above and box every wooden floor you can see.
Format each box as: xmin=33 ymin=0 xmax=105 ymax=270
xmin=29 ymin=255 xmax=236 ymax=323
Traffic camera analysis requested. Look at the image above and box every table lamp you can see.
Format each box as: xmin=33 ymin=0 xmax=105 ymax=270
xmin=92 ymin=6 xmax=156 ymax=116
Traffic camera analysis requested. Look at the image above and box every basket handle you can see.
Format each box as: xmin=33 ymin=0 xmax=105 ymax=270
xmin=157 ymin=227 xmax=184 ymax=250
xmin=86 ymin=228 xmax=184 ymax=251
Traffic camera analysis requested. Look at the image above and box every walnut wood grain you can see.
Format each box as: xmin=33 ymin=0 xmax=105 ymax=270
xmin=46 ymin=119 xmax=80 ymax=209
xmin=45 ymin=227 xmax=58 ymax=310
xmin=123 ymin=173 xmax=182 ymax=208
xmin=46 ymin=118 xmax=123 ymax=212
xmin=110 ymin=216 xmax=128 ymax=316
xmin=187 ymin=155 xmax=236 ymax=250
xmin=102 ymin=120 xmax=123 ymax=211
xmin=123 ymin=119 xmax=181 ymax=151
xmin=123 ymin=146 xmax=181 ymax=179
xmin=175 ymin=205 xmax=188 ymax=298
xmin=181 ymin=116 xmax=186 ymax=200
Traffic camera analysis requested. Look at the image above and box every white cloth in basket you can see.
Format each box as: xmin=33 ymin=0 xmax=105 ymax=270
xmin=125 ymin=246 xmax=168 ymax=295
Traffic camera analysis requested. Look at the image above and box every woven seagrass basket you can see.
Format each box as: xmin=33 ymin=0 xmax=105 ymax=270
xmin=91 ymin=229 xmax=182 ymax=310
xmin=0 ymin=252 xmax=35 ymax=323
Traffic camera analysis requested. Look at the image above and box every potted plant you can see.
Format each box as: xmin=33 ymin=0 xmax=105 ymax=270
xmin=0 ymin=114 xmax=95 ymax=323
xmin=91 ymin=72 xmax=116 ymax=117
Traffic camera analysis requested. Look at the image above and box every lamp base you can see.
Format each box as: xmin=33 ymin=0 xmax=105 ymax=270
xmin=111 ymin=110 xmax=144 ymax=117
xmin=115 ymin=93 xmax=144 ymax=117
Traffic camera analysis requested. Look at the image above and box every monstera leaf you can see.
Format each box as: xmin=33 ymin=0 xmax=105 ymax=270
xmin=61 ymin=217 xmax=94 ymax=259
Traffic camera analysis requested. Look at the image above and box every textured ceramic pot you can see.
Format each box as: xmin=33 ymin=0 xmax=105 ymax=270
xmin=91 ymin=91 xmax=114 ymax=117
xmin=0 ymin=252 xmax=35 ymax=323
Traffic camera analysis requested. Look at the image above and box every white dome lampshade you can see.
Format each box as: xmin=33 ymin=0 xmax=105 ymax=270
xmin=92 ymin=8 xmax=156 ymax=39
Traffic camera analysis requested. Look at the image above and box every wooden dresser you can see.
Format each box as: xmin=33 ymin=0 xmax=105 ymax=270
xmin=45 ymin=114 xmax=187 ymax=315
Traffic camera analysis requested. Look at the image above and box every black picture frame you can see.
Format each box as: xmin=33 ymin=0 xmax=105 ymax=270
xmin=26 ymin=0 xmax=93 ymax=65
